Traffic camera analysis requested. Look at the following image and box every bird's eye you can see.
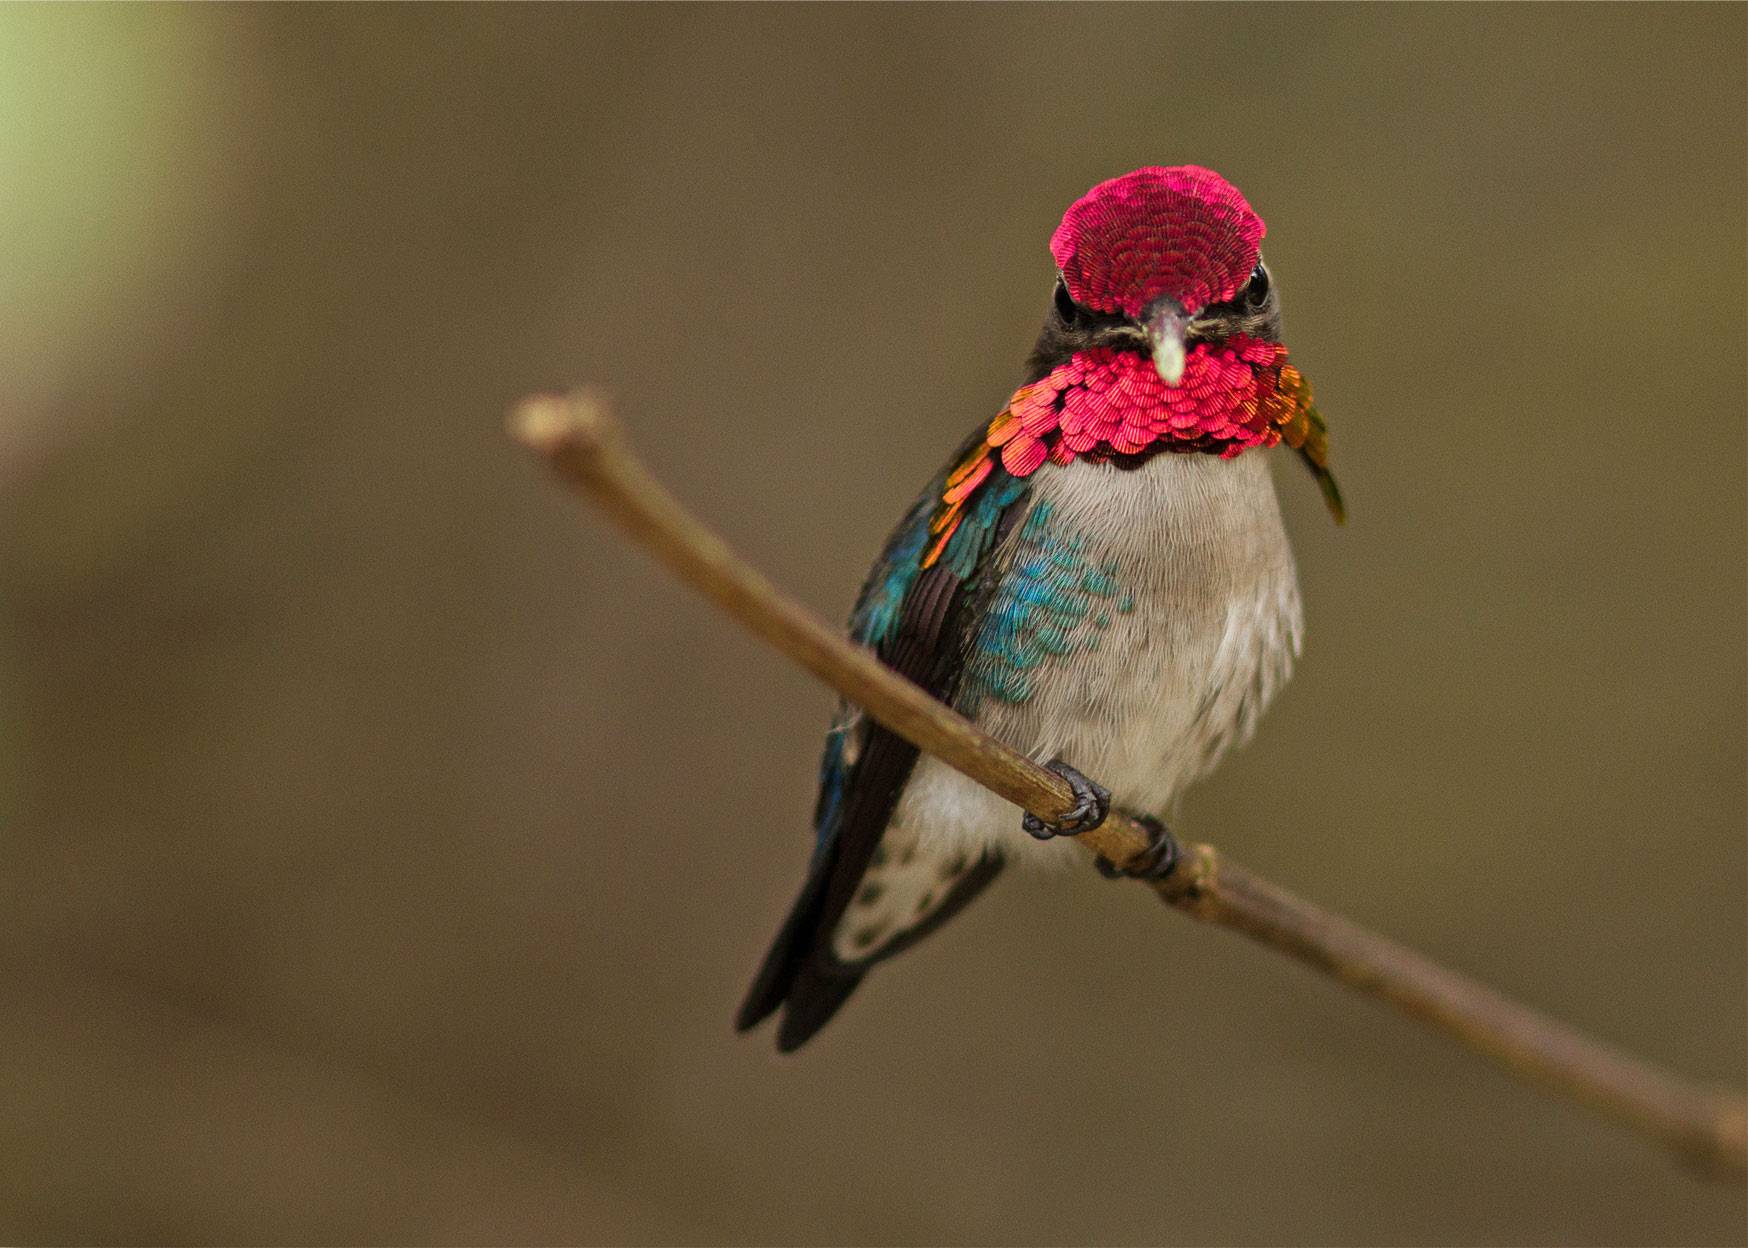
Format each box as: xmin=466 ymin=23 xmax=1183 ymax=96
xmin=1244 ymin=263 xmax=1271 ymax=308
xmin=1053 ymin=279 xmax=1080 ymax=325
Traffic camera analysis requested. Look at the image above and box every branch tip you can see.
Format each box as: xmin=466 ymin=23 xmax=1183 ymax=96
xmin=510 ymin=387 xmax=620 ymax=459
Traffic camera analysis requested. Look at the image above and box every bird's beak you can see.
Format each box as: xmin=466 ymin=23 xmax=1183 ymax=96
xmin=1145 ymin=300 xmax=1189 ymax=386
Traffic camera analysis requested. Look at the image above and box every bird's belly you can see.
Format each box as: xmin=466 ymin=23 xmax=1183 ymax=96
xmin=893 ymin=452 xmax=1301 ymax=866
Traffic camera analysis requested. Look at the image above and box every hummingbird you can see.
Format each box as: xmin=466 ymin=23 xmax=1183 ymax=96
xmin=737 ymin=166 xmax=1342 ymax=1052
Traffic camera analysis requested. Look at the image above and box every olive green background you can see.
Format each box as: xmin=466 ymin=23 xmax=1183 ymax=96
xmin=2 ymin=5 xmax=1743 ymax=1245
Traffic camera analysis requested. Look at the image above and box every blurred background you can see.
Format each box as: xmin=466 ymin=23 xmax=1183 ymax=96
xmin=2 ymin=5 xmax=1743 ymax=1245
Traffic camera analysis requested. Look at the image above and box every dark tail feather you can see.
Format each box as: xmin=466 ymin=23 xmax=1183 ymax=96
xmin=739 ymin=721 xmax=919 ymax=1041
xmin=774 ymin=960 xmax=865 ymax=1053
xmin=734 ymin=855 xmax=833 ymax=1034
xmin=734 ymin=854 xmax=870 ymax=1052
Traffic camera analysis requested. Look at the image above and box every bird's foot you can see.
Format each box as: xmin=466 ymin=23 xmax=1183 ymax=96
xmin=1094 ymin=814 xmax=1181 ymax=882
xmin=1022 ymin=760 xmax=1110 ymax=840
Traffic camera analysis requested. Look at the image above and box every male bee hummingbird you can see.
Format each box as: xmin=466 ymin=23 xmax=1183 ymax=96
xmin=737 ymin=166 xmax=1343 ymax=1051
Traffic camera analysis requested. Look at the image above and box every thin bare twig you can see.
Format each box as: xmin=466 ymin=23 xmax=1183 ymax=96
xmin=511 ymin=387 xmax=1746 ymax=1180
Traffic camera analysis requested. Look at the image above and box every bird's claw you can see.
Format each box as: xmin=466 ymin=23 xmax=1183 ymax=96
xmin=1022 ymin=760 xmax=1110 ymax=840
xmin=1093 ymin=814 xmax=1181 ymax=881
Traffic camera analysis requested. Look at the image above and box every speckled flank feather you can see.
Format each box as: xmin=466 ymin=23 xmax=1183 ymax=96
xmin=830 ymin=823 xmax=1001 ymax=964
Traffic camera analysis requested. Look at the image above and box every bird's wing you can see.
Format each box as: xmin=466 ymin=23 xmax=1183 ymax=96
xmin=736 ymin=428 xmax=1032 ymax=1051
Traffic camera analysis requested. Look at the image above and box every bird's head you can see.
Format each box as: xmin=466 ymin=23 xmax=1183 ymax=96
xmin=925 ymin=168 xmax=1343 ymax=571
xmin=1030 ymin=165 xmax=1275 ymax=387
xmin=974 ymin=165 xmax=1341 ymax=522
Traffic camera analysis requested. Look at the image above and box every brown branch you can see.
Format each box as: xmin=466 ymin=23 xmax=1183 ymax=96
xmin=510 ymin=387 xmax=1747 ymax=1181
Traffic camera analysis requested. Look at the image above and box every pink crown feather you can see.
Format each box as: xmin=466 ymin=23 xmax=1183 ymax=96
xmin=1050 ymin=165 xmax=1265 ymax=318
